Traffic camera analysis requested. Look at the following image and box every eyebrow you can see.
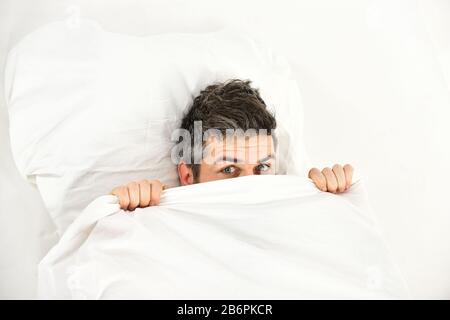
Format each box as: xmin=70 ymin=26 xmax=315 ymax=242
xmin=258 ymin=154 xmax=275 ymax=163
xmin=214 ymin=153 xmax=275 ymax=164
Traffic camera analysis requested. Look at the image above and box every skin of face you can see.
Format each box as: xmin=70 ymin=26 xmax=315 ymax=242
xmin=178 ymin=134 xmax=275 ymax=185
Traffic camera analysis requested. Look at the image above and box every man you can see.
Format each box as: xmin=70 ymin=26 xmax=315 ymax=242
xmin=111 ymin=79 xmax=353 ymax=211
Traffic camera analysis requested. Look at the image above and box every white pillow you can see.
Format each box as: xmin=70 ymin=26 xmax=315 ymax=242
xmin=5 ymin=19 xmax=308 ymax=235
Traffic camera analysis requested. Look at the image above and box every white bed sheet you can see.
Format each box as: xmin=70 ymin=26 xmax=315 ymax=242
xmin=38 ymin=176 xmax=408 ymax=299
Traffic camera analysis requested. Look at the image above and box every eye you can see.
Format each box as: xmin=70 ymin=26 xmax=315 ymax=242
xmin=222 ymin=165 xmax=238 ymax=175
xmin=255 ymin=163 xmax=271 ymax=174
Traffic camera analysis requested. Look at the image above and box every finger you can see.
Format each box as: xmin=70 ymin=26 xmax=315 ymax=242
xmin=127 ymin=182 xmax=140 ymax=211
xmin=308 ymin=168 xmax=327 ymax=192
xmin=149 ymin=180 xmax=163 ymax=206
xmin=138 ymin=180 xmax=151 ymax=207
xmin=111 ymin=186 xmax=130 ymax=210
xmin=322 ymin=167 xmax=338 ymax=193
xmin=343 ymin=164 xmax=354 ymax=189
xmin=332 ymin=164 xmax=346 ymax=193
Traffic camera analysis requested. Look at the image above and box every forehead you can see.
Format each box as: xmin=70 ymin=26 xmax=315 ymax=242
xmin=206 ymin=133 xmax=273 ymax=149
xmin=203 ymin=134 xmax=274 ymax=164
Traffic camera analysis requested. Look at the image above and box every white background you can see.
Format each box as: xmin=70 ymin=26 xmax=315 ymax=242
xmin=0 ymin=0 xmax=449 ymax=299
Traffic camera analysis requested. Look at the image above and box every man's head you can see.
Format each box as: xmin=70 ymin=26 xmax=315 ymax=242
xmin=177 ymin=79 xmax=277 ymax=185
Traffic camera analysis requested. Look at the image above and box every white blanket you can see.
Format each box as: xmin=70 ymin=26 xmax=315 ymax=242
xmin=38 ymin=175 xmax=408 ymax=299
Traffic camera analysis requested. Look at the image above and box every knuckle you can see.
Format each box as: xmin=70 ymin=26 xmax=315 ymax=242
xmin=344 ymin=164 xmax=353 ymax=171
xmin=327 ymin=180 xmax=337 ymax=191
xmin=127 ymin=181 xmax=138 ymax=188
xmin=317 ymin=177 xmax=326 ymax=186
xmin=308 ymin=168 xmax=320 ymax=178
xmin=138 ymin=182 xmax=149 ymax=192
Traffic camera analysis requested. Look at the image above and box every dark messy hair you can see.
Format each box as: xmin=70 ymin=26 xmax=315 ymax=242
xmin=179 ymin=79 xmax=277 ymax=180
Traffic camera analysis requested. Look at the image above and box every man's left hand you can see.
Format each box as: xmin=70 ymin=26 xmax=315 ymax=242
xmin=308 ymin=164 xmax=354 ymax=193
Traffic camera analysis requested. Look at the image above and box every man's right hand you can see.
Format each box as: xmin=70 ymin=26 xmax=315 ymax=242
xmin=111 ymin=179 xmax=165 ymax=211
